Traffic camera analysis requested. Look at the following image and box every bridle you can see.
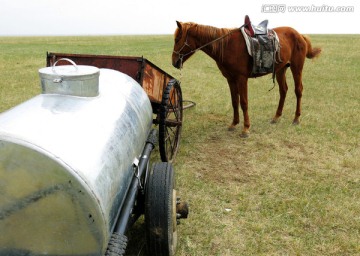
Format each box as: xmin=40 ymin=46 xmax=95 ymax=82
xmin=173 ymin=24 xmax=246 ymax=69
xmin=173 ymin=34 xmax=193 ymax=67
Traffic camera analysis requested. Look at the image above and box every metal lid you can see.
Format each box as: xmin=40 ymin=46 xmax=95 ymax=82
xmin=39 ymin=58 xmax=100 ymax=97
xmin=39 ymin=58 xmax=100 ymax=80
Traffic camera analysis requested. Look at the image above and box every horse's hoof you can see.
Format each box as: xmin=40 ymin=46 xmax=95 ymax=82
xmin=271 ymin=117 xmax=280 ymax=124
xmin=240 ymin=131 xmax=250 ymax=138
xmin=228 ymin=125 xmax=236 ymax=131
xmin=292 ymin=119 xmax=300 ymax=125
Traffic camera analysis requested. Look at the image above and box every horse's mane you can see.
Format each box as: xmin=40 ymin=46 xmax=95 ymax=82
xmin=181 ymin=22 xmax=232 ymax=61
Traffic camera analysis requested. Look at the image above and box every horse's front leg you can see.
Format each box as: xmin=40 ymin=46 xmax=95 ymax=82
xmin=227 ymin=80 xmax=240 ymax=131
xmin=238 ymin=77 xmax=250 ymax=137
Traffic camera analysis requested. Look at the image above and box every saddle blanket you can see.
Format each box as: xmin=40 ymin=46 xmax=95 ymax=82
xmin=241 ymin=27 xmax=281 ymax=76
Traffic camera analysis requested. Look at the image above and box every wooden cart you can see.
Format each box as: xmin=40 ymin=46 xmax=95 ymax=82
xmin=47 ymin=52 xmax=182 ymax=162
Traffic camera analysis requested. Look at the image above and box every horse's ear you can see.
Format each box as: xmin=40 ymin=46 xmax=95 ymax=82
xmin=176 ymin=21 xmax=182 ymax=29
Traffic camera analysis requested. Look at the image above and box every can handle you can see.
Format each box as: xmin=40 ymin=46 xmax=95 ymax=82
xmin=52 ymin=58 xmax=78 ymax=74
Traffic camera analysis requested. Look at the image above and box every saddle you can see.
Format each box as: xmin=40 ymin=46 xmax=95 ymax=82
xmin=242 ymin=15 xmax=281 ymax=78
xmin=244 ymin=15 xmax=268 ymax=37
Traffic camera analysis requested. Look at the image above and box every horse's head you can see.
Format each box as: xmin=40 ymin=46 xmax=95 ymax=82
xmin=172 ymin=21 xmax=197 ymax=69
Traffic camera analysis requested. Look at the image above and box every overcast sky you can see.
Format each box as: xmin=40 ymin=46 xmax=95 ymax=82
xmin=0 ymin=0 xmax=359 ymax=36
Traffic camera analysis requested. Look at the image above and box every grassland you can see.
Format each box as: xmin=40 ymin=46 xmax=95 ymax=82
xmin=1 ymin=34 xmax=359 ymax=255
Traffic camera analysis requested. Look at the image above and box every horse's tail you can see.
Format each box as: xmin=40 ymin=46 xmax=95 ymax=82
xmin=303 ymin=35 xmax=321 ymax=59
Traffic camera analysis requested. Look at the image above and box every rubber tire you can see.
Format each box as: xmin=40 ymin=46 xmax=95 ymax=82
xmin=159 ymin=79 xmax=183 ymax=162
xmin=105 ymin=232 xmax=128 ymax=256
xmin=145 ymin=162 xmax=177 ymax=256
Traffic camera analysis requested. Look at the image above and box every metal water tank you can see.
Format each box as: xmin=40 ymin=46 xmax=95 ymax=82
xmin=0 ymin=65 xmax=153 ymax=255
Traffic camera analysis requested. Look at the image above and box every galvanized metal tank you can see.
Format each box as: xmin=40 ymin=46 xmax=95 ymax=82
xmin=0 ymin=66 xmax=153 ymax=255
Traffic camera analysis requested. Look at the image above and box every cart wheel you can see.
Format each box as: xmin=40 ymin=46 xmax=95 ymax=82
xmin=145 ymin=162 xmax=177 ymax=256
xmin=159 ymin=79 xmax=183 ymax=162
xmin=105 ymin=232 xmax=127 ymax=256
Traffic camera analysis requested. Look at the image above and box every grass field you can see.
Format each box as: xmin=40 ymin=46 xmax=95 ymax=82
xmin=1 ymin=34 xmax=360 ymax=255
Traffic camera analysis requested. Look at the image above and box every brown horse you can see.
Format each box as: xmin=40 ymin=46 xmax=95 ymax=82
xmin=172 ymin=20 xmax=321 ymax=137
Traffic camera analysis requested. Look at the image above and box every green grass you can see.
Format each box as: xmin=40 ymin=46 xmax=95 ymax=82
xmin=1 ymin=34 xmax=360 ymax=255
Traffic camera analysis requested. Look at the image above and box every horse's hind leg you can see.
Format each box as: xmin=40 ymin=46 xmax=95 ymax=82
xmin=272 ymin=65 xmax=289 ymax=123
xmin=290 ymin=64 xmax=304 ymax=125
